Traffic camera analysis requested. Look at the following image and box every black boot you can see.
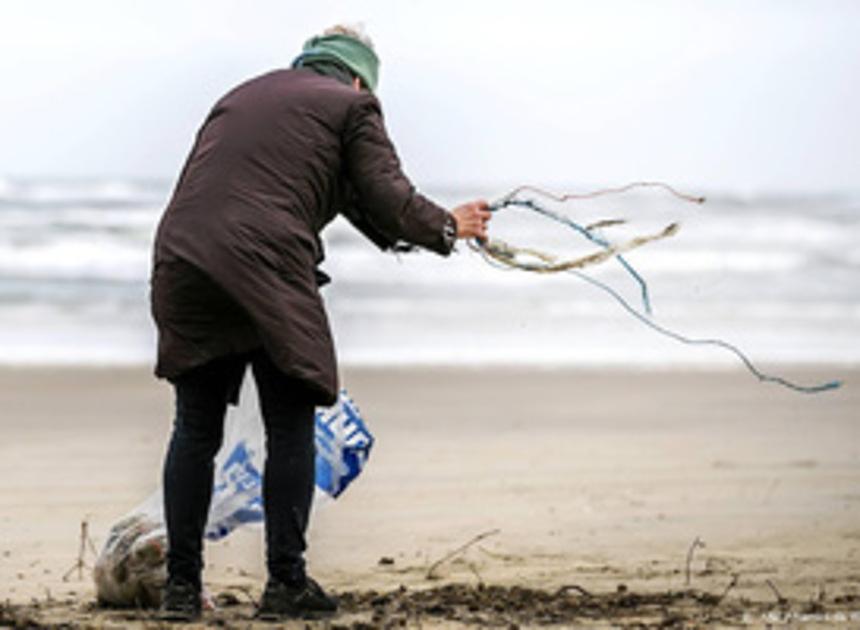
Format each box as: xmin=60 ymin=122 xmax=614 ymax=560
xmin=255 ymin=575 xmax=338 ymax=620
xmin=157 ymin=577 xmax=202 ymax=622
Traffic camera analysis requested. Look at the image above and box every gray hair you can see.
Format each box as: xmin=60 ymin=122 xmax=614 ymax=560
xmin=322 ymin=23 xmax=375 ymax=50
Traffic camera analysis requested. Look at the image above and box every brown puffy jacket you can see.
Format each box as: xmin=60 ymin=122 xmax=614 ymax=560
xmin=151 ymin=67 xmax=454 ymax=404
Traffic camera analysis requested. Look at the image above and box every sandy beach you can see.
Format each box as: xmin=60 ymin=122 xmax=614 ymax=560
xmin=1 ymin=365 xmax=858 ymax=627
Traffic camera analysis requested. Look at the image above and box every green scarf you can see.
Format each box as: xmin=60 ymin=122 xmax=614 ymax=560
xmin=292 ymin=33 xmax=380 ymax=92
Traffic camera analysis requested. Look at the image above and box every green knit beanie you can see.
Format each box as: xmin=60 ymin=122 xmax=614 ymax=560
xmin=293 ymin=33 xmax=380 ymax=92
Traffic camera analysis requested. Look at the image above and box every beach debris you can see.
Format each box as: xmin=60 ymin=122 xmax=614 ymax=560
xmin=685 ymin=536 xmax=706 ymax=586
xmin=556 ymin=584 xmax=594 ymax=598
xmin=92 ymin=383 xmax=373 ymax=608
xmin=478 ymin=182 xmax=703 ymax=315
xmin=62 ymin=519 xmax=98 ymax=582
xmin=426 ymin=529 xmax=500 ymax=580
xmin=478 ymin=222 xmax=679 ymax=274
xmin=327 ymin=579 xmax=744 ymax=627
xmin=93 ymin=511 xmax=166 ymax=607
xmin=714 ymin=574 xmax=740 ymax=606
xmin=766 ymin=578 xmax=788 ymax=606
xmin=213 ymin=591 xmax=242 ymax=607
xmin=219 ymin=585 xmax=256 ymax=605
xmin=5 ymin=579 xmax=858 ymax=628
xmin=472 ymin=182 xmax=842 ymax=394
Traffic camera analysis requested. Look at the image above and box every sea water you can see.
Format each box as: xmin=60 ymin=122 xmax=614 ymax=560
xmin=0 ymin=176 xmax=857 ymax=367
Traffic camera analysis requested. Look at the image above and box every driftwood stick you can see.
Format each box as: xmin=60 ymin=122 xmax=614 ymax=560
xmin=425 ymin=529 xmax=500 ymax=580
xmin=62 ymin=519 xmax=97 ymax=582
xmin=766 ymin=579 xmax=788 ymax=605
xmin=684 ymin=536 xmax=706 ymax=586
xmin=714 ymin=574 xmax=739 ymax=605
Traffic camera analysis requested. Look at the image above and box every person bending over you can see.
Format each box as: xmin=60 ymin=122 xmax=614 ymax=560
xmin=150 ymin=24 xmax=490 ymax=622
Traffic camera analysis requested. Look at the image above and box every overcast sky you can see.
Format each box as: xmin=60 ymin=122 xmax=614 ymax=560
xmin=1 ymin=0 xmax=858 ymax=194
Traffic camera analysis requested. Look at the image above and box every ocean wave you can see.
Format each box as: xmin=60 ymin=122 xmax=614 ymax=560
xmin=0 ymin=177 xmax=169 ymax=206
xmin=1 ymin=179 xmax=858 ymax=366
xmin=0 ymin=236 xmax=150 ymax=281
xmin=0 ymin=206 xmax=161 ymax=234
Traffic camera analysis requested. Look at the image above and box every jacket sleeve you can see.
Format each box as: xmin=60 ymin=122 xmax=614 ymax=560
xmin=336 ymin=180 xmax=414 ymax=252
xmin=342 ymin=95 xmax=456 ymax=256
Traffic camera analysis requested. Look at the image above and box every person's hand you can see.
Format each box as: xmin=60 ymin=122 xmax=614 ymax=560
xmin=451 ymin=200 xmax=491 ymax=241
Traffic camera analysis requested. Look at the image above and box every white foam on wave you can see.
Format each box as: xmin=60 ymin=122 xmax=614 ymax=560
xmin=0 ymin=205 xmax=160 ymax=232
xmin=3 ymin=178 xmax=168 ymax=206
xmin=0 ymin=235 xmax=150 ymax=281
xmin=679 ymin=212 xmax=857 ymax=246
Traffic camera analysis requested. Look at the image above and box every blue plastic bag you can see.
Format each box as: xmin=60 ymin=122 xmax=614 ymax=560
xmin=205 ymin=387 xmax=373 ymax=540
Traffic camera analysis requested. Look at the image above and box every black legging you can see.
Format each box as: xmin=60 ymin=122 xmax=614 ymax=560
xmin=162 ymin=348 xmax=316 ymax=589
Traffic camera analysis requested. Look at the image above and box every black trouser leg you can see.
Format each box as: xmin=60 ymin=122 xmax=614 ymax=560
xmin=251 ymin=351 xmax=317 ymax=585
xmin=163 ymin=354 xmax=246 ymax=589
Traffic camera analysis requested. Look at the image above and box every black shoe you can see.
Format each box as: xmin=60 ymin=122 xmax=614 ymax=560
xmin=255 ymin=576 xmax=338 ymax=620
xmin=157 ymin=577 xmax=202 ymax=622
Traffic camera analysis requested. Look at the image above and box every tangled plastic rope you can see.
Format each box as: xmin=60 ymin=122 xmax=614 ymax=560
xmin=469 ymin=182 xmax=841 ymax=394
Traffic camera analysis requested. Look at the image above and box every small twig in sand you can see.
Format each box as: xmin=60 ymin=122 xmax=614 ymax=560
xmin=684 ymin=536 xmax=706 ymax=586
xmin=557 ymin=584 xmax=593 ymax=598
xmin=766 ymin=579 xmax=788 ymax=606
xmin=62 ymin=519 xmax=98 ymax=582
xmin=425 ymin=529 xmax=500 ymax=580
xmin=713 ymin=574 xmax=739 ymax=605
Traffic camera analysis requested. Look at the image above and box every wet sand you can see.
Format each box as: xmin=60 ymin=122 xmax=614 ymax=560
xmin=0 ymin=365 xmax=858 ymax=627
